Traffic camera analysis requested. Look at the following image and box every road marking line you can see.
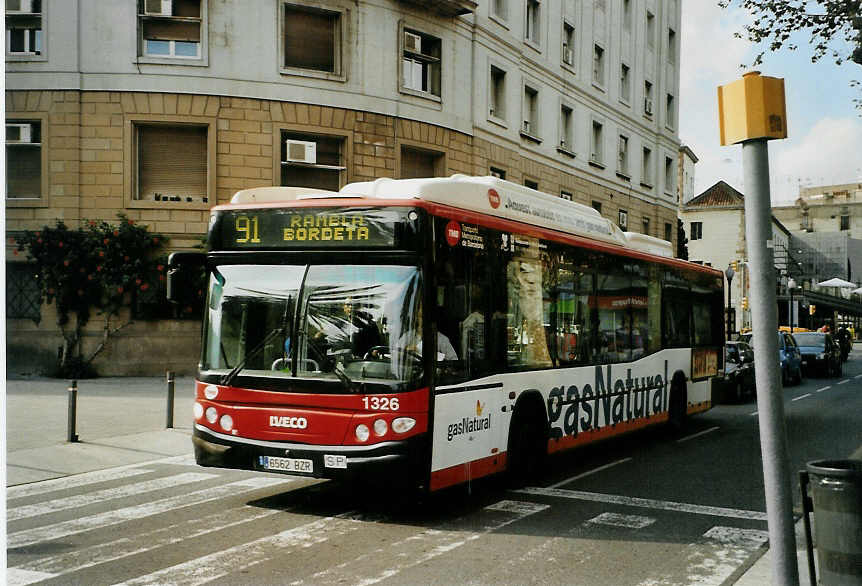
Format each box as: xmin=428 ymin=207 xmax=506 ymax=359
xmin=290 ymin=500 xmax=549 ymax=586
xmin=6 ymin=569 xmax=57 ymax=586
xmin=750 ymin=411 xmax=758 ymax=416
xmin=6 ymin=468 xmax=154 ymax=500
xmin=855 ymin=374 xmax=862 ymax=379
xmin=514 ymin=487 xmax=768 ymax=521
xmin=838 ymin=379 xmax=850 ymax=385
xmin=547 ymin=457 xmax=632 ymax=489
xmin=7 ymin=477 xmax=289 ymax=549
xmin=677 ymin=426 xmax=720 ymax=444
xmin=586 ymin=512 xmax=656 ymax=529
xmin=7 ymin=472 xmax=216 ymax=522
xmin=791 ymin=393 xmax=812 ymax=402
xmin=11 ymin=507 xmax=282 ymax=581
xmin=816 ymin=386 xmax=831 ymax=393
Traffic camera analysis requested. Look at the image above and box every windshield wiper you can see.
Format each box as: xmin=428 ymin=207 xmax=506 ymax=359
xmin=220 ymin=327 xmax=285 ymax=387
xmin=332 ymin=362 xmax=361 ymax=393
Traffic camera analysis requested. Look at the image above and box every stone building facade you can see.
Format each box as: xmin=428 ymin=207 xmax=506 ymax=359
xmin=6 ymin=0 xmax=682 ymax=375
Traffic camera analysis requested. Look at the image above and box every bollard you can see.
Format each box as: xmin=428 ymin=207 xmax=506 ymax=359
xmin=67 ymin=379 xmax=79 ymax=442
xmin=802 ymin=459 xmax=862 ymax=586
xmin=166 ymin=370 xmax=175 ymax=429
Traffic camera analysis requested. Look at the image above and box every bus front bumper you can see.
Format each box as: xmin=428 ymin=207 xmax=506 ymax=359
xmin=192 ymin=424 xmax=418 ymax=480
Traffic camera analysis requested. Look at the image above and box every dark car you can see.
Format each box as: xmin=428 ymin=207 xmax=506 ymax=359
xmin=723 ymin=341 xmax=756 ymax=402
xmin=792 ymin=332 xmax=842 ymax=377
xmin=744 ymin=331 xmax=802 ymax=386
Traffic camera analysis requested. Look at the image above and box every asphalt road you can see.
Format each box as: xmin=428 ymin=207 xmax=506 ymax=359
xmin=7 ymin=351 xmax=862 ymax=585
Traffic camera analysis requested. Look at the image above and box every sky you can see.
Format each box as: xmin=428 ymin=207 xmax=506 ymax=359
xmin=680 ymin=2 xmax=862 ymax=205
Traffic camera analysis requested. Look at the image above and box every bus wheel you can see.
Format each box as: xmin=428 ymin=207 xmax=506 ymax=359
xmin=506 ymin=401 xmax=547 ymax=488
xmin=668 ymin=377 xmax=687 ymax=431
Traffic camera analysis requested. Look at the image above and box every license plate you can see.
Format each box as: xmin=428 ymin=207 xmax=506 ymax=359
xmin=259 ymin=456 xmax=313 ymax=473
xmin=324 ymin=454 xmax=348 ymax=469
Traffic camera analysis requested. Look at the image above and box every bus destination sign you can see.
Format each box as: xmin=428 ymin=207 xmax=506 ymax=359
xmin=218 ymin=208 xmax=400 ymax=249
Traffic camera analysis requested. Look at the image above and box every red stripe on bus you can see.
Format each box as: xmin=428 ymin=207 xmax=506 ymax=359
xmin=547 ymin=411 xmax=670 ymax=453
xmin=430 ymin=454 xmax=508 ymax=491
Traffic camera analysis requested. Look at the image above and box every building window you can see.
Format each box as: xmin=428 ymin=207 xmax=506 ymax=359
xmin=525 ymin=0 xmax=540 ymax=45
xmin=840 ymin=214 xmax=850 ymax=231
xmin=6 ymin=120 xmax=42 ymax=199
xmin=134 ymin=123 xmax=208 ymax=203
xmin=590 ymin=120 xmax=603 ymax=165
xmin=646 ymin=10 xmax=655 ymax=48
xmin=664 ymin=222 xmax=673 ymax=242
xmin=668 ymin=28 xmax=676 ymax=63
xmin=620 ymin=63 xmax=631 ymax=103
xmin=6 ymin=0 xmax=42 ymax=58
xmin=591 ymin=200 xmax=602 ymax=213
xmin=6 ymin=263 xmax=41 ymax=321
xmin=642 ymin=217 xmax=650 ymax=235
xmin=139 ymin=0 xmax=203 ymax=60
xmin=644 ymin=80 xmax=654 ymax=116
xmin=617 ymin=134 xmax=629 ymax=176
xmin=690 ymin=221 xmax=703 ymax=240
xmin=492 ymin=0 xmax=507 ymax=21
xmin=281 ymin=130 xmax=346 ymax=191
xmin=666 ymin=94 xmax=675 ymax=128
xmin=282 ymin=3 xmax=342 ymax=75
xmin=642 ymin=146 xmax=653 ymax=186
xmin=490 ymin=166 xmax=506 ymax=179
xmin=593 ymin=44 xmax=605 ymax=86
xmin=562 ymin=21 xmax=574 ymax=66
xmin=524 ymin=178 xmax=538 ymax=190
xmin=618 ymin=209 xmax=628 ymax=230
xmin=401 ymin=145 xmax=444 ymax=178
xmin=560 ymin=190 xmax=572 ymax=201
xmin=559 ymin=104 xmax=573 ymax=152
xmin=402 ymin=28 xmax=441 ymax=97
xmin=623 ymin=0 xmax=632 ymax=31
xmin=522 ymin=84 xmax=539 ymax=138
xmin=665 ymin=155 xmax=675 ymax=194
xmin=489 ymin=65 xmax=506 ymax=120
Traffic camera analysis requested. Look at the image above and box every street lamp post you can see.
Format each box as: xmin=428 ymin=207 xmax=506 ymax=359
xmin=725 ymin=264 xmax=736 ymax=340
xmin=788 ymin=277 xmax=796 ymax=333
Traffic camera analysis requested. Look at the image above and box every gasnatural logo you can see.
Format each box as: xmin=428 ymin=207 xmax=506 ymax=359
xmin=447 ymin=409 xmax=491 ymax=441
xmin=269 ymin=416 xmax=308 ymax=429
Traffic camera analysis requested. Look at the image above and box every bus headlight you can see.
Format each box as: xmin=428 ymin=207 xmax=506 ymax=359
xmin=219 ymin=414 xmax=234 ymax=432
xmin=373 ymin=419 xmax=388 ymax=436
xmin=392 ymin=417 xmax=416 ymax=434
xmin=205 ymin=407 xmax=218 ymax=424
xmin=194 ymin=402 xmax=204 ymax=420
xmin=355 ymin=424 xmax=370 ymax=443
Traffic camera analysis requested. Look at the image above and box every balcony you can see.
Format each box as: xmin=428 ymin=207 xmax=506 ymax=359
xmin=396 ymin=0 xmax=477 ymax=17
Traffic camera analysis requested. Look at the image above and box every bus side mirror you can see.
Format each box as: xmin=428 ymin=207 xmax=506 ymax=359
xmin=166 ymin=252 xmax=206 ymax=305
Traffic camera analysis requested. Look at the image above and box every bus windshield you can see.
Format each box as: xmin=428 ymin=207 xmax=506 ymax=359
xmin=202 ymin=264 xmax=423 ymax=388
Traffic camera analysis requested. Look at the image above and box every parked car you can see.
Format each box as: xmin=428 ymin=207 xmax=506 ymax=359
xmin=792 ymin=332 xmax=842 ymax=377
xmin=744 ymin=331 xmax=802 ymax=386
xmin=723 ymin=341 xmax=756 ymax=402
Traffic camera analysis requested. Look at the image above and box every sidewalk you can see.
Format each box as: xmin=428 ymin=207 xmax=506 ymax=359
xmin=6 ymin=376 xmax=196 ymax=486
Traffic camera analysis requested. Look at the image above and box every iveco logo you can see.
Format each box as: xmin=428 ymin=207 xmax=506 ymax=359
xmin=269 ymin=416 xmax=308 ymax=429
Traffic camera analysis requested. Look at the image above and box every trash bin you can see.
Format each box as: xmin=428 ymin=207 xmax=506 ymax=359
xmin=801 ymin=459 xmax=862 ymax=585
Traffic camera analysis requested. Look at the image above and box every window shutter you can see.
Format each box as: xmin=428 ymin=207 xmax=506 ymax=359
xmin=6 ymin=146 xmax=41 ymax=198
xmin=137 ymin=125 xmax=207 ymax=200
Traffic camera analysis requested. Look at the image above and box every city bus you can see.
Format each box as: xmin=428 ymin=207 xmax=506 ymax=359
xmin=169 ymin=175 xmax=724 ymax=492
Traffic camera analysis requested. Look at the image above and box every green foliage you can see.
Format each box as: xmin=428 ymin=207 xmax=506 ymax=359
xmin=718 ymin=0 xmax=862 ymax=67
xmin=14 ymin=216 xmax=166 ymax=327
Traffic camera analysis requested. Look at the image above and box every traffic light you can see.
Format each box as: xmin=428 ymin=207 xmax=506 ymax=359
xmin=741 ymin=296 xmax=749 ymax=310
xmin=731 ymin=260 xmax=739 ymax=272
xmin=809 ymin=304 xmax=816 ymax=315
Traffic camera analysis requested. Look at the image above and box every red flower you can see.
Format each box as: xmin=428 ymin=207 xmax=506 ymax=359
xmin=128 ymin=220 xmax=135 ymax=225
xmin=152 ymin=237 xmax=159 ymax=244
xmin=37 ymin=238 xmax=43 ymax=244
xmin=58 ymin=242 xmax=64 ymax=248
xmin=141 ymin=283 xmax=149 ymax=291
xmin=13 ymin=250 xmax=19 ymax=256
xmin=159 ymin=275 xmax=165 ymax=282
xmin=113 ymin=230 xmax=119 ymax=237
xmin=135 ymin=278 xmax=142 ymax=285
xmin=96 ymin=265 xmax=102 ymax=272
xmin=88 ymin=220 xmax=96 ymax=227
xmin=157 ymin=264 xmax=164 ymax=272
xmin=103 ymin=238 xmax=109 ymax=245
xmin=99 ymin=251 xmax=105 ymax=257
xmin=63 ymin=260 xmax=70 ymax=267
xmin=117 ymin=286 xmax=124 ymax=294
xmin=123 ymin=255 xmax=129 ymax=261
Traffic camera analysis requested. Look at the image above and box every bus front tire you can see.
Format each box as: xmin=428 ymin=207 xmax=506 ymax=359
xmin=506 ymin=401 xmax=548 ymax=488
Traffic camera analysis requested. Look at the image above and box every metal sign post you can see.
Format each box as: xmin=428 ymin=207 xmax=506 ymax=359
xmin=718 ymin=72 xmax=799 ymax=586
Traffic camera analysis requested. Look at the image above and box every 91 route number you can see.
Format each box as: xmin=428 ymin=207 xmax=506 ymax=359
xmin=362 ymin=396 xmax=399 ymax=411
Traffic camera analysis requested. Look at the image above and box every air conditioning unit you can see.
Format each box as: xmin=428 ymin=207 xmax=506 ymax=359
xmin=144 ymin=0 xmax=172 ymax=16
xmin=404 ymin=31 xmax=422 ymax=53
xmin=6 ymin=123 xmax=33 ymax=143
xmin=285 ymin=140 xmax=317 ymax=164
xmin=6 ymin=0 xmax=36 ymax=14
xmin=644 ymin=98 xmax=653 ymax=115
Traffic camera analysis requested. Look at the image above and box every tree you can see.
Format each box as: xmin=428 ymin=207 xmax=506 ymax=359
xmin=718 ymin=0 xmax=862 ymax=67
xmin=14 ymin=216 xmax=166 ymax=377
xmin=677 ymin=218 xmax=689 ymax=260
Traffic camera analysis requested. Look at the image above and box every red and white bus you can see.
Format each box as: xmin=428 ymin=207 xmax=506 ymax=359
xmin=171 ymin=175 xmax=724 ymax=491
